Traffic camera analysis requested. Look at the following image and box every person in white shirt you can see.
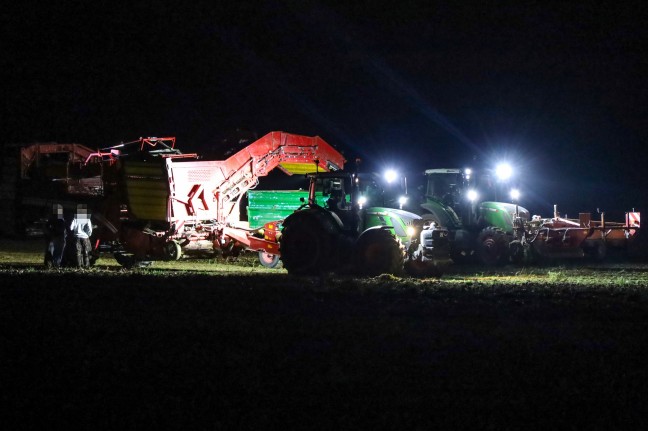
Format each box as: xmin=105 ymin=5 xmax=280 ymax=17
xmin=70 ymin=204 xmax=93 ymax=267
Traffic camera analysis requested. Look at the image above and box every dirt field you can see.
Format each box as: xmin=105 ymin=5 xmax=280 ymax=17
xmin=2 ymin=239 xmax=648 ymax=429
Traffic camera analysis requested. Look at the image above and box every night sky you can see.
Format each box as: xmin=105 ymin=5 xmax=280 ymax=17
xmin=4 ymin=1 xmax=648 ymax=216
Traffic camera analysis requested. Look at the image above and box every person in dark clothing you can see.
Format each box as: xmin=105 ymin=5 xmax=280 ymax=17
xmin=44 ymin=204 xmax=67 ymax=268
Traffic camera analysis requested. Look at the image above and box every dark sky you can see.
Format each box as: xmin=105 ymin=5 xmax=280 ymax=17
xmin=4 ymin=1 xmax=648 ymax=216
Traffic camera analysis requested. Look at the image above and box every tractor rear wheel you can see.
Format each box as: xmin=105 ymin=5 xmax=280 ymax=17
xmin=280 ymin=214 xmax=337 ymax=276
xmin=355 ymin=228 xmax=405 ymax=276
xmin=477 ymin=227 xmax=508 ymax=265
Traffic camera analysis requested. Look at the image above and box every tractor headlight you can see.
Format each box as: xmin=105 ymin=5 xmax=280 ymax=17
xmin=406 ymin=226 xmax=416 ymax=237
xmin=467 ymin=189 xmax=478 ymax=202
xmin=358 ymin=195 xmax=367 ymax=208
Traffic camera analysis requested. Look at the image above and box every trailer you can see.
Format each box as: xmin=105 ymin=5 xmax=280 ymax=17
xmin=15 ymin=132 xmax=346 ymax=267
xmin=246 ymin=189 xmax=325 ymax=268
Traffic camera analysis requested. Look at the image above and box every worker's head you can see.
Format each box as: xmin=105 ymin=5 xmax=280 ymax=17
xmin=76 ymin=203 xmax=89 ymax=219
xmin=52 ymin=204 xmax=63 ymax=218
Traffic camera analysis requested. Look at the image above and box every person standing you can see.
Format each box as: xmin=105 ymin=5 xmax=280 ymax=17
xmin=69 ymin=203 xmax=93 ymax=267
xmin=44 ymin=203 xmax=67 ymax=268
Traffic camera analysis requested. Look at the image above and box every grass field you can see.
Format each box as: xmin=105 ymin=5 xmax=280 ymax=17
xmin=2 ymin=239 xmax=648 ymax=429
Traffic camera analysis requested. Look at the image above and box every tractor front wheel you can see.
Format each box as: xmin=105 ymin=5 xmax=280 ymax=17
xmin=355 ymin=228 xmax=405 ymax=276
xmin=477 ymin=227 xmax=508 ymax=265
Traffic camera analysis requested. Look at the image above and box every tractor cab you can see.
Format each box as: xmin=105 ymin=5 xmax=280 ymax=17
xmin=425 ymin=167 xmax=498 ymax=205
xmin=422 ymin=169 xmax=467 ymax=230
xmin=423 ymin=167 xmax=513 ymax=230
xmin=358 ymin=172 xmax=409 ymax=210
xmin=309 ymin=172 xmax=360 ymax=233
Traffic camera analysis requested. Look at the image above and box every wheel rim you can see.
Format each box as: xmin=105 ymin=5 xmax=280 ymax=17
xmin=258 ymin=251 xmax=280 ymax=268
xmin=164 ymin=241 xmax=182 ymax=260
xmin=480 ymin=236 xmax=502 ymax=265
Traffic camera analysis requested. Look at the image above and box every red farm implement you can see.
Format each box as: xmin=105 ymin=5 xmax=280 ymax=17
xmin=17 ymin=132 xmax=345 ymax=267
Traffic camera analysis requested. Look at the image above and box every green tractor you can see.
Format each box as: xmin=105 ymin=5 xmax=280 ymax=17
xmin=420 ymin=167 xmax=530 ymax=265
xmin=279 ymin=171 xmax=452 ymax=277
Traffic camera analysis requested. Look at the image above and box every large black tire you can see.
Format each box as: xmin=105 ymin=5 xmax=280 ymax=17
xmin=280 ymin=212 xmax=338 ymax=276
xmin=477 ymin=227 xmax=508 ymax=265
xmin=355 ymin=228 xmax=405 ymax=276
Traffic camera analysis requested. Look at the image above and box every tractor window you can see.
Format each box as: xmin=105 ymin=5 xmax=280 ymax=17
xmin=426 ymin=173 xmax=462 ymax=203
xmin=474 ymin=172 xmax=496 ymax=201
xmin=357 ymin=178 xmax=382 ymax=206
xmin=318 ymin=177 xmax=351 ymax=197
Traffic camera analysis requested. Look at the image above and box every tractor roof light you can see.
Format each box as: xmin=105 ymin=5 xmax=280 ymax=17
xmin=384 ymin=169 xmax=398 ymax=183
xmin=510 ymin=188 xmax=521 ymax=201
xmin=495 ymin=163 xmax=513 ymax=181
xmin=398 ymin=195 xmax=407 ymax=209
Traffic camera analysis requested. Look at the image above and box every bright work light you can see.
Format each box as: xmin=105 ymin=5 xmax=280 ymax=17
xmin=495 ymin=163 xmax=513 ymax=181
xmin=384 ymin=169 xmax=398 ymax=183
